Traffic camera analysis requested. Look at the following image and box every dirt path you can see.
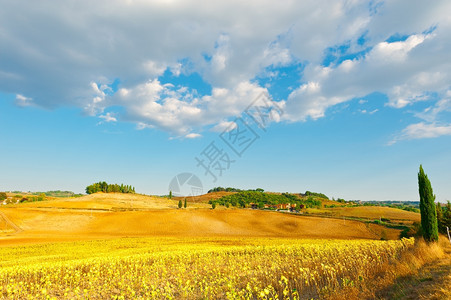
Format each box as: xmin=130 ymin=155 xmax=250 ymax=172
xmin=0 ymin=210 xmax=23 ymax=234
xmin=376 ymin=244 xmax=451 ymax=300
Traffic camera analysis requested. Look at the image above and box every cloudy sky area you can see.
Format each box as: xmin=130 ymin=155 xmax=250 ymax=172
xmin=1 ymin=0 xmax=450 ymax=201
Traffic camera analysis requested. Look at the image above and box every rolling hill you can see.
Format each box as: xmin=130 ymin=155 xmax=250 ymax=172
xmin=0 ymin=192 xmax=406 ymax=246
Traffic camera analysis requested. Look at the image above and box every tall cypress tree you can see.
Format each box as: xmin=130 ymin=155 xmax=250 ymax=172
xmin=418 ymin=165 xmax=438 ymax=242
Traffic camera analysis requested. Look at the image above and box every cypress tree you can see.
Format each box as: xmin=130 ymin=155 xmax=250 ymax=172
xmin=418 ymin=165 xmax=438 ymax=242
xmin=184 ymin=198 xmax=187 ymax=208
xmin=178 ymin=199 xmax=182 ymax=209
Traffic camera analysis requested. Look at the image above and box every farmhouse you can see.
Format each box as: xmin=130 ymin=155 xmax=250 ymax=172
xmin=263 ymin=203 xmax=299 ymax=211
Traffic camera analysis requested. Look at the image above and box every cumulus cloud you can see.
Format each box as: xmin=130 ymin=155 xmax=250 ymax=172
xmin=284 ymin=20 xmax=451 ymax=122
xmin=1 ymin=0 xmax=451 ymax=141
xmin=115 ymin=78 xmax=268 ymax=135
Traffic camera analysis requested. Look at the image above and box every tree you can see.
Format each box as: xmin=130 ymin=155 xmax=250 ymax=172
xmin=37 ymin=193 xmax=46 ymax=201
xmin=418 ymin=165 xmax=438 ymax=242
xmin=100 ymin=181 xmax=108 ymax=193
xmin=184 ymin=198 xmax=187 ymax=208
xmin=211 ymin=202 xmax=216 ymax=209
xmin=0 ymin=192 xmax=7 ymax=201
xmin=169 ymin=191 xmax=172 ymax=199
xmin=178 ymin=199 xmax=182 ymax=208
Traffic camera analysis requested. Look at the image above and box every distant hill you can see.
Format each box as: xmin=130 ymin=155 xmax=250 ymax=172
xmin=173 ymin=191 xmax=236 ymax=203
xmin=359 ymin=200 xmax=420 ymax=207
xmin=306 ymin=206 xmax=420 ymax=224
xmin=32 ymin=191 xmax=83 ymax=198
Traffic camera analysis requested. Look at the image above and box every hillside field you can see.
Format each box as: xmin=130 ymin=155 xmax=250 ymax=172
xmin=306 ymin=206 xmax=420 ymax=224
xmin=0 ymin=193 xmax=407 ymax=246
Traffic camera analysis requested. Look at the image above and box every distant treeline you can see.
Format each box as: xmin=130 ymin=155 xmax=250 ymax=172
xmin=207 ymin=187 xmax=264 ymax=193
xmin=361 ymin=200 xmax=420 ymax=208
xmin=207 ymin=187 xmax=331 ymax=201
xmin=85 ymin=182 xmax=135 ymax=194
xmin=211 ymin=191 xmax=322 ymax=209
xmin=32 ymin=190 xmax=83 ymax=198
xmin=359 ymin=200 xmax=421 ymax=213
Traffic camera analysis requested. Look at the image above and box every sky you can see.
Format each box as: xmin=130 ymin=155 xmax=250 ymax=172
xmin=1 ymin=0 xmax=450 ymax=201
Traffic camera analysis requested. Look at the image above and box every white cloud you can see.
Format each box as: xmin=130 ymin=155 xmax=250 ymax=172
xmin=390 ymin=122 xmax=451 ymax=144
xmin=185 ymin=133 xmax=202 ymax=139
xmin=359 ymin=108 xmax=378 ymax=115
xmin=284 ymin=81 xmax=346 ymax=121
xmin=367 ymin=34 xmax=426 ymax=64
xmin=84 ymin=82 xmax=110 ymax=115
xmin=99 ymin=112 xmax=117 ymax=123
xmin=413 ymin=91 xmax=451 ymax=123
xmin=115 ymin=78 xmax=268 ymax=135
xmin=284 ymin=22 xmax=451 ymax=121
xmin=142 ymin=60 xmax=167 ymax=77
xmin=211 ymin=121 xmax=237 ymax=133
xmin=15 ymin=94 xmax=33 ymax=107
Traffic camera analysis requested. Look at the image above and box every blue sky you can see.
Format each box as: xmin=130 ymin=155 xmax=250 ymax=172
xmin=1 ymin=0 xmax=450 ymax=201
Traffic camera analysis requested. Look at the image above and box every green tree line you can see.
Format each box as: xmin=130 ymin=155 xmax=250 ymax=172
xmin=85 ymin=182 xmax=136 ymax=194
xmin=207 ymin=187 xmax=264 ymax=193
xmin=210 ymin=191 xmax=322 ymax=209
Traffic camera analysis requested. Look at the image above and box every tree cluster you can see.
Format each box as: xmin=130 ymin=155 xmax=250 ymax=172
xmin=436 ymin=201 xmax=451 ymax=234
xmin=304 ymin=191 xmax=329 ymax=200
xmin=207 ymin=187 xmax=264 ymax=193
xmin=85 ymin=182 xmax=135 ymax=194
xmin=211 ymin=191 xmax=322 ymax=209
